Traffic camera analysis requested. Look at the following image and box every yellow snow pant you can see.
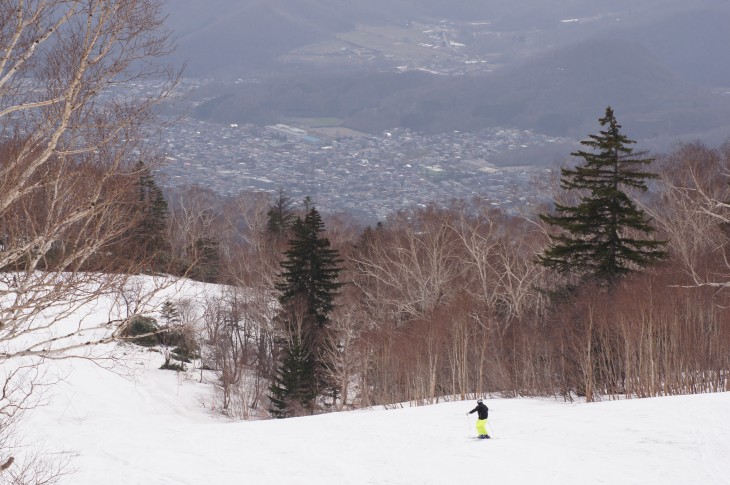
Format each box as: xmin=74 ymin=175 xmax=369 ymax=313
xmin=476 ymin=419 xmax=488 ymax=436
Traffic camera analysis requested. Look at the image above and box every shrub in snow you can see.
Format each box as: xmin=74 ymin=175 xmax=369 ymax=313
xmin=160 ymin=360 xmax=186 ymax=371
xmin=121 ymin=316 xmax=160 ymax=347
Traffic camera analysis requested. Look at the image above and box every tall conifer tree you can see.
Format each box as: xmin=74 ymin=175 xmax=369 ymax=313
xmin=136 ymin=161 xmax=169 ymax=242
xmin=267 ymin=189 xmax=297 ymax=239
xmin=538 ymin=107 xmax=668 ymax=284
xmin=126 ymin=161 xmax=170 ymax=268
xmin=277 ymin=205 xmax=343 ymax=327
xmin=269 ymin=201 xmax=343 ymax=417
xmin=268 ymin=336 xmax=316 ymax=419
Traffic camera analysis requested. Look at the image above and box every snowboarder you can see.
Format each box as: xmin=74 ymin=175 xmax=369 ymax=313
xmin=467 ymin=398 xmax=490 ymax=439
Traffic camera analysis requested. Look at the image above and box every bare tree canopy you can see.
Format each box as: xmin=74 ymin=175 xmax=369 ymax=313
xmin=0 ymin=0 xmax=178 ymax=363
xmin=1 ymin=1 xmax=178 ymax=476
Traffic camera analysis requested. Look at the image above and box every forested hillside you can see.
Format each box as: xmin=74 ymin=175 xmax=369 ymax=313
xmin=131 ymin=136 xmax=730 ymax=416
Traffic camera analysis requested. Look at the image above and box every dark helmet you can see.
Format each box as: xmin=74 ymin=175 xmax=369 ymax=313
xmin=477 ymin=399 xmax=483 ymax=404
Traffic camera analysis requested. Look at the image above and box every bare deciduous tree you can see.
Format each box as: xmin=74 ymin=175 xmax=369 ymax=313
xmin=1 ymin=0 xmax=177 ymax=356
xmin=320 ymin=286 xmax=365 ymax=411
xmin=201 ymin=287 xmax=275 ymax=419
xmin=353 ymin=206 xmax=463 ymax=324
xmin=646 ymin=143 xmax=730 ymax=288
xmin=0 ymin=0 xmax=177 ymax=478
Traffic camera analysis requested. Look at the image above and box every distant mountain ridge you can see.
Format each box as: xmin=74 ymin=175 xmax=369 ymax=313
xmin=165 ymin=0 xmax=730 ymax=145
xmin=193 ymin=37 xmax=730 ymax=141
xmin=165 ymin=0 xmax=730 ymax=80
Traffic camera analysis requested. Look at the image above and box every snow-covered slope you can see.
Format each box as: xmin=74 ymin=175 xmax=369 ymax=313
xmin=25 ymin=349 xmax=730 ymax=485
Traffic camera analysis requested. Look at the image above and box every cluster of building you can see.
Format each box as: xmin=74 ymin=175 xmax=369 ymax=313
xmin=159 ymin=119 xmax=564 ymax=222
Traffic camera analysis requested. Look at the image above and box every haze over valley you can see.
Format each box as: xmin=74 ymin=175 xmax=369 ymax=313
xmin=153 ymin=0 xmax=730 ymax=216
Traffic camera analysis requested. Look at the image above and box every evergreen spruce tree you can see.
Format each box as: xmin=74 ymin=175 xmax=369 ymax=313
xmin=266 ymin=189 xmax=297 ymax=239
xmin=276 ymin=204 xmax=343 ymax=327
xmin=132 ymin=161 xmax=170 ymax=267
xmin=269 ymin=200 xmax=343 ymax=417
xmin=159 ymin=300 xmax=182 ymax=368
xmin=160 ymin=300 xmax=181 ymax=327
xmin=538 ymin=107 xmax=668 ymax=284
xmin=191 ymin=236 xmax=221 ymax=283
xmin=268 ymin=336 xmax=317 ymax=418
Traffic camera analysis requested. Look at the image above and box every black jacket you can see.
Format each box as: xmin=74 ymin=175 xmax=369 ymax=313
xmin=469 ymin=402 xmax=489 ymax=420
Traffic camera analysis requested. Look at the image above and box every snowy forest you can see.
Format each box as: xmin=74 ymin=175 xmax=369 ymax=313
xmin=1 ymin=0 xmax=730 ymax=482
xmin=145 ymin=135 xmax=730 ymax=418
